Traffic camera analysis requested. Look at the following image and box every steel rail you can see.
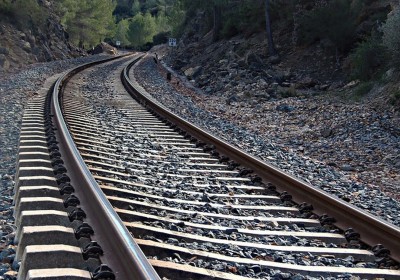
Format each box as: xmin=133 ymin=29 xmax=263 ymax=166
xmin=122 ymin=55 xmax=400 ymax=263
xmin=52 ymin=54 xmax=161 ymax=280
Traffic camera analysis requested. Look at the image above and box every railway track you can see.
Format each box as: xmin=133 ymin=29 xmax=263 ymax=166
xmin=13 ymin=54 xmax=400 ymax=279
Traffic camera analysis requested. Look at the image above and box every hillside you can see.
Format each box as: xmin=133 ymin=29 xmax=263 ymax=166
xmin=158 ymin=0 xmax=400 ymax=111
xmin=0 ymin=1 xmax=85 ymax=72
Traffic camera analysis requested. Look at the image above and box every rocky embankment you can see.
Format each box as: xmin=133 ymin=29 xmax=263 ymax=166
xmin=0 ymin=4 xmax=83 ymax=73
xmin=0 ymin=21 xmax=83 ymax=72
xmin=153 ymin=41 xmax=400 ymax=201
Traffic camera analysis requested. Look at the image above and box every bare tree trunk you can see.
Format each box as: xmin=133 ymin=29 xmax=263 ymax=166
xmin=213 ymin=4 xmax=222 ymax=42
xmin=265 ymin=0 xmax=277 ymax=56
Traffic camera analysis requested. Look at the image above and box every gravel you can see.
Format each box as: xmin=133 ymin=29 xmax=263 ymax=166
xmin=0 ymin=54 xmax=113 ymax=279
xmin=132 ymin=56 xmax=400 ymax=228
xmin=141 ymin=235 xmax=376 ymax=268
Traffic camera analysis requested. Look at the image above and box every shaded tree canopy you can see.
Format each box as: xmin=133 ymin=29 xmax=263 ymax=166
xmin=58 ymin=0 xmax=116 ymax=48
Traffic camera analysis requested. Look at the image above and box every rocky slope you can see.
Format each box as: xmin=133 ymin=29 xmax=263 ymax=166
xmin=0 ymin=2 xmax=83 ymax=72
xmin=159 ymin=0 xmax=399 ymax=110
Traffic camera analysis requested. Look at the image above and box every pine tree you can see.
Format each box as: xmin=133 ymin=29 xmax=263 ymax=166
xmin=128 ymin=12 xmax=157 ymax=47
xmin=114 ymin=19 xmax=131 ymax=46
xmin=59 ymin=0 xmax=116 ymax=48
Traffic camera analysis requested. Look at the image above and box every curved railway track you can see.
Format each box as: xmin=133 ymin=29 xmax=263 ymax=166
xmin=13 ymin=54 xmax=400 ymax=279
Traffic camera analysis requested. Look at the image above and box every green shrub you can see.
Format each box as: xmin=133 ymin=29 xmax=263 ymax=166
xmin=153 ymin=31 xmax=170 ymax=45
xmin=0 ymin=0 xmax=13 ymax=19
xmin=220 ymin=0 xmax=296 ymax=39
xmin=114 ymin=19 xmax=131 ymax=47
xmin=0 ymin=0 xmax=48 ymax=29
xmin=278 ymin=86 xmax=297 ymax=98
xmin=128 ymin=12 xmax=157 ymax=47
xmin=221 ymin=0 xmax=264 ymax=38
xmin=350 ymin=35 xmax=388 ymax=81
xmin=270 ymin=0 xmax=296 ymax=23
xmin=298 ymin=0 xmax=361 ymax=53
xmin=221 ymin=16 xmax=240 ymax=38
xmin=382 ymin=8 xmax=400 ymax=69
xmin=355 ymin=81 xmax=373 ymax=97
xmin=390 ymin=90 xmax=400 ymax=105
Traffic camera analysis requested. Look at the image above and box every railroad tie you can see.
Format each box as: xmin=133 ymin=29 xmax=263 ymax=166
xmin=14 ymin=94 xmax=93 ymax=280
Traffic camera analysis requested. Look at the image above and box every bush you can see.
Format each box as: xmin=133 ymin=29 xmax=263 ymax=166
xmin=128 ymin=12 xmax=157 ymax=47
xmin=114 ymin=19 xmax=131 ymax=47
xmin=221 ymin=0 xmax=264 ymax=38
xmin=0 ymin=0 xmax=12 ymax=19
xmin=153 ymin=31 xmax=170 ymax=45
xmin=0 ymin=0 xmax=47 ymax=29
xmin=270 ymin=0 xmax=296 ymax=22
xmin=221 ymin=17 xmax=240 ymax=38
xmin=355 ymin=81 xmax=373 ymax=97
xmin=350 ymin=35 xmax=388 ymax=81
xmin=298 ymin=0 xmax=361 ymax=53
xmin=390 ymin=90 xmax=400 ymax=105
xmin=382 ymin=8 xmax=400 ymax=69
xmin=220 ymin=0 xmax=296 ymax=39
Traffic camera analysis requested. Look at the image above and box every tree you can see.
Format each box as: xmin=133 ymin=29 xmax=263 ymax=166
xmin=264 ymin=0 xmax=277 ymax=56
xmin=212 ymin=4 xmax=222 ymax=41
xmin=58 ymin=0 xmax=116 ymax=48
xmin=298 ymin=0 xmax=361 ymax=54
xmin=128 ymin=12 xmax=157 ymax=47
xmin=0 ymin=0 xmax=48 ymax=29
xmin=209 ymin=0 xmax=229 ymax=42
xmin=179 ymin=0 xmax=228 ymax=41
xmin=114 ymin=0 xmax=134 ymax=21
xmin=114 ymin=19 xmax=131 ymax=46
xmin=155 ymin=10 xmax=169 ymax=33
xmin=131 ymin=0 xmax=140 ymax=15
xmin=167 ymin=0 xmax=186 ymax=36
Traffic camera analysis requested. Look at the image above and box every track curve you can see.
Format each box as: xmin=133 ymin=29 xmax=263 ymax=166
xmin=14 ymin=54 xmax=400 ymax=280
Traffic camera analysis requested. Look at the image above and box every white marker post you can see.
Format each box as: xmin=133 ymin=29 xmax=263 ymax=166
xmin=168 ymin=38 xmax=177 ymax=47
xmin=168 ymin=38 xmax=177 ymax=60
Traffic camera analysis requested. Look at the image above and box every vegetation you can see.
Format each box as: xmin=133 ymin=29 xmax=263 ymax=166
xmin=0 ymin=0 xmax=184 ymax=49
xmin=57 ymin=0 xmax=116 ymax=48
xmin=0 ymin=0 xmax=48 ymax=29
xmin=348 ymin=7 xmax=400 ymax=81
xmin=355 ymin=81 xmax=374 ymax=98
xmin=349 ymin=35 xmax=388 ymax=81
xmin=127 ymin=12 xmax=156 ymax=47
xmin=1 ymin=0 xmax=399 ymax=77
xmin=114 ymin=19 xmax=131 ymax=47
xmin=179 ymin=0 xmax=282 ymax=39
xmin=219 ymin=1 xmax=266 ymax=38
xmin=297 ymin=0 xmax=362 ymax=54
xmin=390 ymin=90 xmax=400 ymax=105
xmin=111 ymin=0 xmax=183 ymax=48
xmin=382 ymin=8 xmax=400 ymax=69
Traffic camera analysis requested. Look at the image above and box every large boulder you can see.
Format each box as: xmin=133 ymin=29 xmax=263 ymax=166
xmin=90 ymin=42 xmax=117 ymax=55
xmin=22 ymin=41 xmax=31 ymax=53
xmin=184 ymin=66 xmax=202 ymax=79
xmin=0 ymin=47 xmax=9 ymax=55
xmin=0 ymin=54 xmax=10 ymax=70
